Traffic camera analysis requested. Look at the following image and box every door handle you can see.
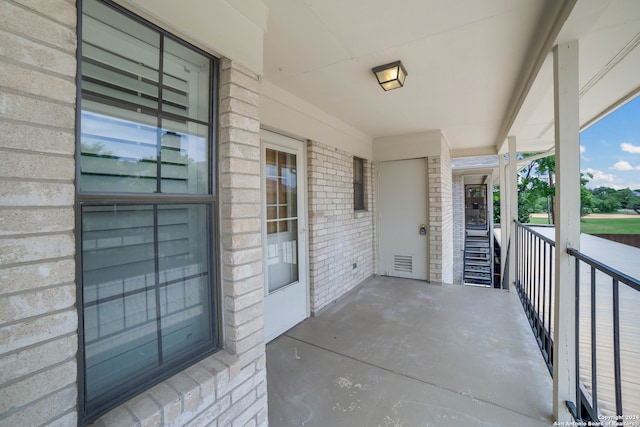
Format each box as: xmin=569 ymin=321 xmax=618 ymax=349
xmin=419 ymin=224 xmax=427 ymax=235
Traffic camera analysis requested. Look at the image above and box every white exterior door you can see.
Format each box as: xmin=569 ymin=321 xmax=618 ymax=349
xmin=377 ymin=159 xmax=428 ymax=280
xmin=261 ymin=130 xmax=309 ymax=342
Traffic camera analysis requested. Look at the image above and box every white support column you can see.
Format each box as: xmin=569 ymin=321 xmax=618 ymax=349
xmin=499 ymin=155 xmax=508 ymax=284
xmin=508 ymin=137 xmax=518 ymax=292
xmin=552 ymin=40 xmax=580 ymax=422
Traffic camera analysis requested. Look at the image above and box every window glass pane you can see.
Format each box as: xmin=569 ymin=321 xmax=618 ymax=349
xmin=82 ymin=0 xmax=160 ymax=122
xmin=80 ymin=0 xmax=211 ymax=195
xmin=80 ymin=112 xmax=159 ymax=193
xmin=353 ymin=157 xmax=365 ymax=210
xmin=354 ymin=183 xmax=364 ymax=210
xmin=265 ymin=148 xmax=299 ymax=291
xmin=354 ymin=157 xmax=363 ymax=183
xmin=163 ymin=38 xmax=210 ymax=123
xmin=157 ymin=205 xmax=212 ymax=360
xmin=82 ymin=205 xmax=158 ymax=404
xmin=267 ymin=219 xmax=299 ymax=292
xmin=265 ymin=149 xmax=297 ymax=235
xmin=160 ymin=120 xmax=209 ymax=194
xmin=82 ymin=204 xmax=213 ymax=407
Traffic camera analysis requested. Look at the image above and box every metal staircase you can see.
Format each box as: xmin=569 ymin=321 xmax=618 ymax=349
xmin=463 ymin=232 xmax=492 ymax=286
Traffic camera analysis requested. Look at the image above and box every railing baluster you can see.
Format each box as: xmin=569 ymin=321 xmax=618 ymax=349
xmin=537 ymin=236 xmax=542 ymax=338
xmin=613 ymin=278 xmax=622 ymax=416
xmin=549 ymin=244 xmax=553 ymax=336
xmin=542 ymin=242 xmax=548 ymax=359
xmin=525 ymin=233 xmax=535 ymax=320
xmin=591 ymin=265 xmax=598 ymax=415
xmin=524 ymin=226 xmax=528 ymax=312
xmin=531 ymin=233 xmax=535 ymax=326
xmin=575 ymin=256 xmax=581 ymax=420
xmin=515 ymin=222 xmax=519 ymax=294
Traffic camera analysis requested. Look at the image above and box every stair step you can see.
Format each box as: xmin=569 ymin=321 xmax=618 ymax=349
xmin=466 ymin=260 xmax=490 ymax=265
xmin=465 ymin=264 xmax=491 ymax=270
xmin=465 ymin=267 xmax=491 ymax=274
xmin=466 ymin=254 xmax=491 ymax=261
xmin=466 ymin=240 xmax=489 ymax=245
xmin=463 ymin=234 xmax=493 ymax=286
xmin=466 ymin=248 xmax=489 ymax=254
xmin=465 ymin=273 xmax=492 ymax=280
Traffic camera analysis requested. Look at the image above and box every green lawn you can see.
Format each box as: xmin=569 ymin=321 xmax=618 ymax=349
xmin=579 ymin=217 xmax=640 ymax=234
xmin=527 ymin=215 xmax=640 ymax=234
xmin=528 ymin=216 xmax=553 ymax=225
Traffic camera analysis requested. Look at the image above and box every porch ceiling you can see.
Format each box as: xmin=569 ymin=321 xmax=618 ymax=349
xmin=261 ymin=0 xmax=640 ymax=156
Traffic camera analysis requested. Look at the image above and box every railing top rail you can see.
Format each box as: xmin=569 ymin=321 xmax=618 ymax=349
xmin=567 ymin=247 xmax=640 ymax=293
xmin=515 ymin=221 xmax=556 ymax=246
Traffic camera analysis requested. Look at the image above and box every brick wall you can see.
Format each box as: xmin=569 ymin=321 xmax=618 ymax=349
xmin=0 ymin=1 xmax=268 ymax=424
xmin=428 ymin=157 xmax=442 ymax=282
xmin=307 ymin=141 xmax=375 ymax=314
xmin=452 ymin=175 xmax=465 ymax=284
xmin=440 ymin=146 xmax=453 ymax=284
xmin=427 ymin=145 xmax=453 ymax=284
xmin=0 ymin=0 xmax=79 ymax=425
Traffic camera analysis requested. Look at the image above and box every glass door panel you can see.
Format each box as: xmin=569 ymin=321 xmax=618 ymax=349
xmin=265 ymin=148 xmax=299 ymax=292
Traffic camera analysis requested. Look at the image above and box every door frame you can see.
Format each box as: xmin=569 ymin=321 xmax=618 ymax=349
xmin=260 ymin=129 xmax=310 ymax=342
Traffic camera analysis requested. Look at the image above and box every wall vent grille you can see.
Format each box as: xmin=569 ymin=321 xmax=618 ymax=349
xmin=394 ymin=255 xmax=413 ymax=273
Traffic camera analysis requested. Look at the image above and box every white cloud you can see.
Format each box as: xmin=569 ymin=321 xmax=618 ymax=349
xmin=580 ymin=145 xmax=586 ymax=153
xmin=583 ymin=168 xmax=616 ymax=187
xmin=621 ymin=142 xmax=640 ymax=153
xmin=612 ymin=160 xmax=634 ymax=171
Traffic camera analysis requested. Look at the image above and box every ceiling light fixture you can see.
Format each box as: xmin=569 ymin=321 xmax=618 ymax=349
xmin=372 ymin=60 xmax=407 ymax=91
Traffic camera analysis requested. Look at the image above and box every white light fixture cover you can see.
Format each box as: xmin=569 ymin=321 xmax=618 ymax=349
xmin=372 ymin=60 xmax=407 ymax=91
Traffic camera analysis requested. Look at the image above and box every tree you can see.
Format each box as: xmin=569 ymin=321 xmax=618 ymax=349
xmin=518 ymin=154 xmax=555 ymax=223
xmin=612 ymin=188 xmax=635 ymax=210
xmin=591 ymin=186 xmax=621 ymax=213
xmin=517 ymin=154 xmax=592 ymax=222
xmin=493 ymin=186 xmax=501 ymax=224
xmin=580 ymin=172 xmax=594 ymax=215
xmin=588 ymin=186 xmax=640 ymax=214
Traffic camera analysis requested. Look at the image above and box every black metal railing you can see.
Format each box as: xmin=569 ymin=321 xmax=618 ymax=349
xmin=514 ymin=221 xmax=640 ymax=423
xmin=514 ymin=222 xmax=554 ymax=373
xmin=568 ymin=247 xmax=640 ymax=422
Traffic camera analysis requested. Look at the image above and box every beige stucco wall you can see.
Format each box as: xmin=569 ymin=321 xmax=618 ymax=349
xmin=260 ymin=81 xmax=373 ymax=160
xmin=372 ymin=130 xmax=443 ymax=162
xmin=113 ymin=0 xmax=267 ymax=75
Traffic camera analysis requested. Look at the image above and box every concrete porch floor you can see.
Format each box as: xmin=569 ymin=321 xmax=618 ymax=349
xmin=266 ymin=276 xmax=554 ymax=426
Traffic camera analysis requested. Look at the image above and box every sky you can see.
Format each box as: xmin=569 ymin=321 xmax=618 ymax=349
xmin=580 ymin=95 xmax=640 ymax=191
